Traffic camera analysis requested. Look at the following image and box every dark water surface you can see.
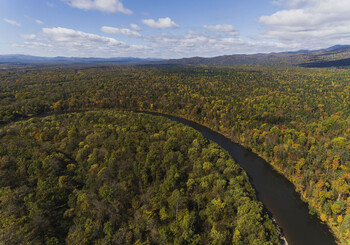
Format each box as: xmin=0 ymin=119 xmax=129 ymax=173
xmin=146 ymin=112 xmax=337 ymax=245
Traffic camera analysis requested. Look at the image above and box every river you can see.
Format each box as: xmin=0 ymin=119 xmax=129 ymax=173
xmin=146 ymin=112 xmax=337 ymax=245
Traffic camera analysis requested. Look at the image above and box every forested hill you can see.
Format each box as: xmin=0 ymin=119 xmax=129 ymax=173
xmin=161 ymin=45 xmax=350 ymax=67
xmin=0 ymin=111 xmax=281 ymax=244
xmin=0 ymin=55 xmax=161 ymax=64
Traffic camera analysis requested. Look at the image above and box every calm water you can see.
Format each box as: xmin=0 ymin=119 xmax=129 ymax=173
xmin=147 ymin=112 xmax=337 ymax=245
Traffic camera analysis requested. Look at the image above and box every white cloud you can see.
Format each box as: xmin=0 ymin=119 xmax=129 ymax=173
xmin=20 ymin=34 xmax=37 ymax=40
xmin=35 ymin=19 xmax=44 ymax=25
xmin=42 ymin=27 xmax=125 ymax=47
xmin=13 ymin=27 xmax=153 ymax=57
xmin=130 ymin=24 xmax=142 ymax=31
xmin=258 ymin=0 xmax=350 ymax=49
xmin=63 ymin=0 xmax=132 ymax=14
xmin=101 ymin=26 xmax=142 ymax=38
xmin=204 ymin=24 xmax=237 ymax=33
xmin=3 ymin=18 xmax=21 ymax=27
xmin=143 ymin=32 xmax=250 ymax=58
xmin=142 ymin=17 xmax=179 ymax=29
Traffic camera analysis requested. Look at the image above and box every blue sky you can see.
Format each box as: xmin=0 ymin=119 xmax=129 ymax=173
xmin=1 ymin=0 xmax=350 ymax=58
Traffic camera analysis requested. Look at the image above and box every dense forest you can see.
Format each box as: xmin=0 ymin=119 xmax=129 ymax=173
xmin=0 ymin=65 xmax=349 ymax=243
xmin=0 ymin=111 xmax=280 ymax=244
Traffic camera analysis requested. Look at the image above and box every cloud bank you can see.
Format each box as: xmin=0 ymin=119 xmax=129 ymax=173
xmin=63 ymin=0 xmax=132 ymax=14
xmin=259 ymin=0 xmax=350 ymax=48
xmin=14 ymin=27 xmax=148 ymax=57
xmin=101 ymin=26 xmax=142 ymax=38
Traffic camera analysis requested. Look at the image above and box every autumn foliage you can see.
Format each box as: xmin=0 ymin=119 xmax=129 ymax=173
xmin=0 ymin=65 xmax=350 ymax=242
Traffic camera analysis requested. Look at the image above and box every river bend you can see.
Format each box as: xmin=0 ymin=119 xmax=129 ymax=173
xmin=146 ymin=112 xmax=337 ymax=245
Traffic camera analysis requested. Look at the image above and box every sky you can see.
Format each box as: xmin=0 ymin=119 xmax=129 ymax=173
xmin=1 ymin=0 xmax=350 ymax=58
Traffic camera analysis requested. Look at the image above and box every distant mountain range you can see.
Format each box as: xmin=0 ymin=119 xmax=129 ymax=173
xmin=160 ymin=45 xmax=350 ymax=67
xmin=0 ymin=55 xmax=162 ymax=64
xmin=2 ymin=45 xmax=350 ymax=67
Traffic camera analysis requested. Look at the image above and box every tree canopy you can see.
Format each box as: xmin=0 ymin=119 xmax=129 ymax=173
xmin=0 ymin=111 xmax=280 ymax=244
